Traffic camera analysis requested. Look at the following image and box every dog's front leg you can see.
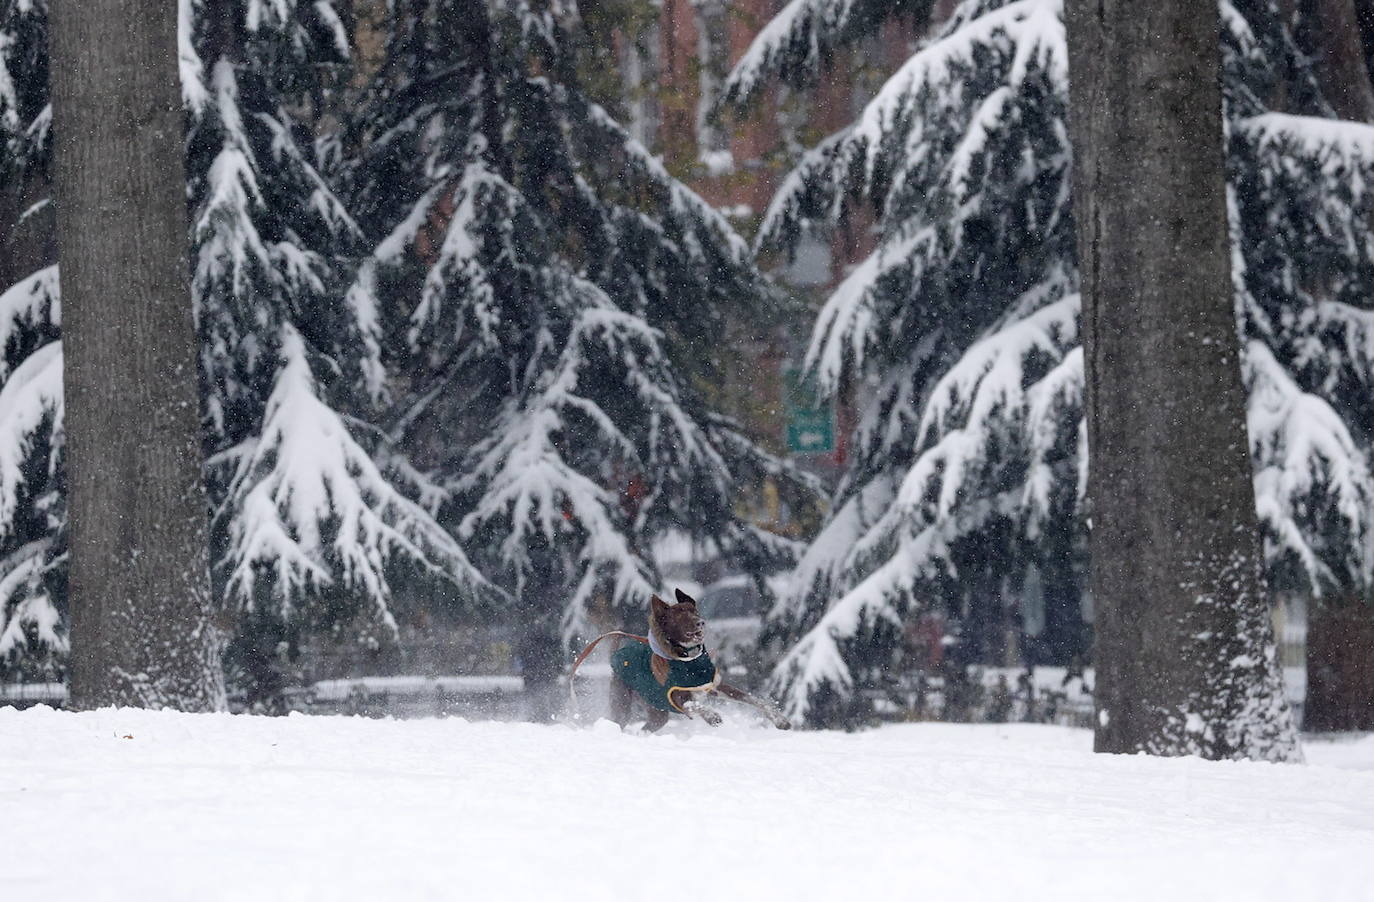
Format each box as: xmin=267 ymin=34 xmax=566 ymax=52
xmin=715 ymin=682 xmax=792 ymax=729
xmin=680 ymin=698 xmax=723 ymax=726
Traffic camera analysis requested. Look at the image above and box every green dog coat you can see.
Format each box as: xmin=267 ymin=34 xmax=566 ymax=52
xmin=613 ymin=642 xmax=718 ymax=712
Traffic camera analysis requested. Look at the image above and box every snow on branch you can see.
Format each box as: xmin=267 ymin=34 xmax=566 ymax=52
xmin=246 ymin=0 xmax=293 ymax=33
xmin=776 ymin=292 xmax=1080 ymax=715
xmin=723 ymin=0 xmax=934 ymax=107
xmin=256 ymin=111 xmax=360 ymax=241
xmin=785 ymin=1 xmax=1073 ymax=402
xmin=768 ymin=471 xmax=896 ymax=627
xmin=193 ymin=48 xmax=379 ymax=431
xmin=761 ymin=0 xmax=1374 ymax=723
xmin=0 ymin=538 xmax=63 ymax=663
xmin=580 ymin=99 xmax=752 ymax=265
xmin=779 ymin=303 xmax=1374 ymax=716
xmin=313 ymin=1 xmax=351 ymax=59
xmin=452 ymin=294 xmax=691 ymax=634
xmin=804 ymin=227 xmax=937 ymax=394
xmin=0 ymin=266 xmax=58 ymax=378
xmin=0 ymin=375 xmax=62 ymax=671
xmin=1317 ymin=300 xmax=1374 ymax=390
xmin=861 ymin=292 xmax=1078 ymax=557
xmin=1246 ymin=340 xmax=1374 ymax=590
xmin=410 ymin=156 xmax=510 ymax=352
xmin=1023 ymin=345 xmax=1083 ymax=535
xmin=0 ymin=261 xmax=61 ymax=673
xmin=220 ymin=327 xmax=493 ymax=626
xmin=359 ymin=0 xmax=820 ymax=645
xmin=193 ymin=61 xmax=274 ymax=301
xmin=758 ymin=0 xmax=1062 ymax=261
xmin=0 ymin=37 xmax=18 ymax=137
xmin=1 ymin=0 xmax=50 ymax=173
xmin=770 ymin=496 xmax=1006 ymax=720
xmin=756 ymin=128 xmax=849 ymax=254
xmin=1241 ymin=112 xmax=1374 ymax=173
xmin=847 ymin=0 xmax=1064 ymax=190
xmin=915 ymin=294 xmax=1076 ymax=452
xmin=0 ymin=340 xmax=60 ymax=540
xmin=179 ymin=0 xmax=208 ymax=115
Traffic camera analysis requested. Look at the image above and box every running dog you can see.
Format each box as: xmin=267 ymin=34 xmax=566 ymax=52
xmin=591 ymin=588 xmax=792 ymax=732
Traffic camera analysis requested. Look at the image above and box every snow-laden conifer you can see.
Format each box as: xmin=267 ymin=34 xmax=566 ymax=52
xmin=732 ymin=0 xmax=1374 ymax=724
xmin=0 ymin=268 xmax=62 ymax=677
xmin=183 ymin=0 xmax=494 ymax=656
xmin=0 ymin=0 xmax=58 ymax=677
xmin=0 ymin=1 xmax=494 ymax=683
xmin=219 ymin=326 xmax=488 ymax=628
xmin=723 ymin=0 xmax=935 ymax=107
xmin=351 ymin=0 xmax=814 ymax=641
xmin=0 ymin=0 xmax=48 ymax=175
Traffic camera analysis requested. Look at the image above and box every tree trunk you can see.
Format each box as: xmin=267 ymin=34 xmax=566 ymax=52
xmin=1064 ymin=0 xmax=1300 ymax=760
xmin=1038 ymin=525 xmax=1087 ymax=668
xmin=1353 ymin=0 xmax=1374 ymax=90
xmin=1304 ymin=601 xmax=1374 ymax=731
xmin=51 ymin=0 xmax=225 ymax=710
xmin=1300 ymin=0 xmax=1374 ymax=120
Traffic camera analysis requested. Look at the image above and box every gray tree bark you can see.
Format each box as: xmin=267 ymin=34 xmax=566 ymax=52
xmin=1353 ymin=0 xmax=1374 ymax=89
xmin=52 ymin=0 xmax=225 ymax=710
xmin=1304 ymin=600 xmax=1374 ymax=730
xmin=1303 ymin=0 xmax=1374 ymax=121
xmin=1064 ymin=0 xmax=1300 ymax=760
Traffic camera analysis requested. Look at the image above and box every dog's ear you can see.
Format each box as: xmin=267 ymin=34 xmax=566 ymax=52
xmin=651 ymin=594 xmax=670 ymax=616
xmin=674 ymin=587 xmax=698 ymax=607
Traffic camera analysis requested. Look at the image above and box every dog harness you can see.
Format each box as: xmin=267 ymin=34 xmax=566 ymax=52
xmin=612 ymin=641 xmax=719 ymax=712
xmin=568 ymin=630 xmax=720 ymax=715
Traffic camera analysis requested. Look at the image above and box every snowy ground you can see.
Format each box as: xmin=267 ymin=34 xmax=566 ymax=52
xmin=3 ymin=707 xmax=1372 ymax=901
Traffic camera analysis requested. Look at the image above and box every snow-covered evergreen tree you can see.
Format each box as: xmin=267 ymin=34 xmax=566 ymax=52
xmin=0 ymin=0 xmax=60 ymax=679
xmin=0 ymin=267 xmax=62 ymax=678
xmin=728 ymin=0 xmax=1374 ymax=725
xmin=349 ymin=0 xmax=814 ymax=644
xmin=0 ymin=0 xmax=48 ymax=182
xmin=0 ymin=0 xmax=53 ymax=288
xmin=185 ymin=1 xmax=489 ymax=619
xmin=0 ymin=0 xmax=496 ymax=687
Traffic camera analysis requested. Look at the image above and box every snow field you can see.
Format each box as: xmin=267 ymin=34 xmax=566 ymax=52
xmin=3 ymin=706 xmax=1372 ymax=902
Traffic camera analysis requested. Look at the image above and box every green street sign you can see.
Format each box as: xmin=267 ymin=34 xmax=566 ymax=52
xmin=783 ymin=364 xmax=834 ymax=455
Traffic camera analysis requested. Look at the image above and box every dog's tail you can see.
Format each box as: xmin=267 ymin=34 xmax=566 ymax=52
xmin=566 ymin=631 xmax=647 ymax=720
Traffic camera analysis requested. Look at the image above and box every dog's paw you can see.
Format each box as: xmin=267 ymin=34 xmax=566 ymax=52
xmin=762 ymin=708 xmax=792 ymax=730
xmin=684 ymin=701 xmax=723 ymax=726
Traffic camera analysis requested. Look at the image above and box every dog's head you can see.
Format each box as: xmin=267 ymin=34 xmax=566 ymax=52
xmin=650 ymin=588 xmax=706 ymax=655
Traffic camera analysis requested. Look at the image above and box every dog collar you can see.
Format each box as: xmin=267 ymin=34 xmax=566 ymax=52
xmin=647 ymin=628 xmax=704 ymax=662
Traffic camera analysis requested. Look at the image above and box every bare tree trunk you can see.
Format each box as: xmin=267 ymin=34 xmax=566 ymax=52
xmin=1305 ymin=601 xmax=1374 ymax=731
xmin=1354 ymin=0 xmax=1374 ymax=87
xmin=1064 ymin=0 xmax=1300 ymax=760
xmin=51 ymin=0 xmax=224 ymax=710
xmin=1301 ymin=0 xmax=1374 ymax=121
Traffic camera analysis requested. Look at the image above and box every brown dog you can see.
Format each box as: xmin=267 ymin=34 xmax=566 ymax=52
xmin=607 ymin=588 xmax=791 ymax=732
